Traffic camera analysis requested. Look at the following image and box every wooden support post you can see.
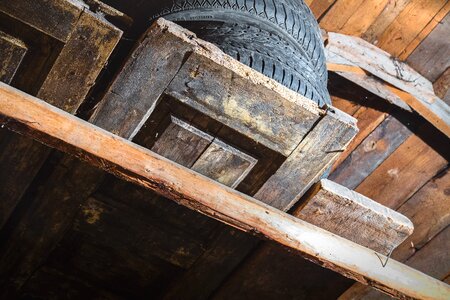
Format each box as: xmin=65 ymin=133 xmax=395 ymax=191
xmin=0 ymin=83 xmax=449 ymax=300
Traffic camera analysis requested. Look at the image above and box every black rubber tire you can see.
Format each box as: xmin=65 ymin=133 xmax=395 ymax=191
xmin=149 ymin=0 xmax=330 ymax=106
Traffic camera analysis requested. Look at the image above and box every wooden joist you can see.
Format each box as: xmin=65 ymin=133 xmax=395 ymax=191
xmin=0 ymin=83 xmax=449 ymax=300
xmin=326 ymin=32 xmax=450 ymax=139
xmin=294 ymin=179 xmax=413 ymax=255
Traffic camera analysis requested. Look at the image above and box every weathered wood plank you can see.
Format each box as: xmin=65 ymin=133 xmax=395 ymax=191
xmin=74 ymin=196 xmax=206 ymax=269
xmin=361 ymin=0 xmax=411 ymax=43
xmin=407 ymin=13 xmax=450 ymax=82
xmin=329 ymin=106 xmax=387 ymax=174
xmin=337 ymin=0 xmax=390 ymax=37
xmin=0 ymin=7 xmax=122 ymax=231
xmin=0 ymin=9 xmax=122 ymax=295
xmin=326 ymin=61 xmax=412 ymax=111
xmin=330 ymin=115 xmax=412 ymax=189
xmin=398 ymin=1 xmax=450 ymax=61
xmin=161 ymin=228 xmax=259 ymax=300
xmin=375 ymin=0 xmax=447 ymax=57
xmin=342 ymin=226 xmax=450 ymax=300
xmin=0 ymin=31 xmax=27 ymax=84
xmin=90 ymin=19 xmax=204 ymax=139
xmin=295 ymin=179 xmax=413 ymax=255
xmin=434 ymin=68 xmax=450 ymax=104
xmin=37 ymin=10 xmax=122 ymax=113
xmin=0 ymin=0 xmax=85 ymax=42
xmin=331 ymin=95 xmax=360 ymax=116
xmin=192 ymin=139 xmax=257 ymax=189
xmin=308 ymin=0 xmax=337 ymax=19
xmin=21 ymin=265 xmax=122 ymax=300
xmin=393 ymin=168 xmax=450 ymax=262
xmin=0 ymin=83 xmax=449 ymax=300
xmin=254 ymin=108 xmax=358 ymax=211
xmin=326 ymin=34 xmax=450 ymax=137
xmin=355 ymin=133 xmax=447 ymax=209
xmin=150 ymin=116 xmax=213 ymax=167
xmin=327 ymin=32 xmax=434 ymax=93
xmin=165 ymin=51 xmax=322 ymax=156
xmin=319 ymin=0 xmax=365 ymax=32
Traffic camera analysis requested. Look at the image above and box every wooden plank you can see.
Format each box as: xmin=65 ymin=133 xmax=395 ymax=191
xmin=0 ymin=83 xmax=449 ymax=300
xmin=385 ymin=84 xmax=450 ymax=138
xmin=0 ymin=31 xmax=27 ymax=84
xmin=37 ymin=10 xmax=122 ymax=113
xmin=329 ymin=106 xmax=387 ymax=173
xmin=326 ymin=34 xmax=450 ymax=137
xmin=192 ymin=139 xmax=257 ymax=189
xmin=375 ymin=0 xmax=447 ymax=57
xmin=399 ymin=1 xmax=450 ymax=61
xmin=355 ymin=133 xmax=447 ymax=209
xmin=326 ymin=62 xmax=412 ymax=111
xmin=294 ymin=179 xmax=413 ymax=255
xmin=331 ymin=95 xmax=360 ymax=116
xmin=361 ymin=0 xmax=411 ymax=43
xmin=434 ymin=68 xmax=450 ymax=103
xmin=393 ymin=168 xmax=450 ymax=262
xmin=0 ymin=0 xmax=85 ymax=42
xmin=343 ymin=227 xmax=450 ymax=300
xmin=0 ymin=10 xmax=122 ymax=295
xmin=254 ymin=108 xmax=357 ymax=211
xmin=308 ymin=0 xmax=337 ymax=19
xmin=327 ymin=32 xmax=434 ymax=94
xmin=33 ymin=231 xmax=181 ymax=299
xmin=150 ymin=116 xmax=214 ymax=167
xmin=21 ymin=265 xmax=122 ymax=300
xmin=73 ymin=196 xmax=206 ymax=269
xmin=165 ymin=51 xmax=322 ymax=156
xmin=0 ymin=7 xmax=122 ymax=227
xmin=407 ymin=13 xmax=450 ymax=82
xmin=319 ymin=0 xmax=365 ymax=32
xmin=338 ymin=0 xmax=390 ymax=37
xmin=330 ymin=116 xmax=412 ymax=189
xmin=161 ymin=228 xmax=259 ymax=300
xmin=90 ymin=19 xmax=205 ymax=138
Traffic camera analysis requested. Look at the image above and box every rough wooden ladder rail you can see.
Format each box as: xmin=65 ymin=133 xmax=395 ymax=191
xmin=0 ymin=83 xmax=449 ymax=300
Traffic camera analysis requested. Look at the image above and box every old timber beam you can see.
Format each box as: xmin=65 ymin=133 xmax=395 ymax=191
xmin=0 ymin=82 xmax=449 ymax=299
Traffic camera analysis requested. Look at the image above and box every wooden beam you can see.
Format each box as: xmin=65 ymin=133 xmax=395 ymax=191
xmin=0 ymin=83 xmax=449 ymax=300
xmin=294 ymin=179 xmax=413 ymax=255
xmin=325 ymin=33 xmax=450 ymax=138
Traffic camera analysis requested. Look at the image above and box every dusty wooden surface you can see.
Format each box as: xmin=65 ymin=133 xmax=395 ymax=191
xmin=330 ymin=115 xmax=412 ymax=189
xmin=0 ymin=0 xmax=123 ymax=296
xmin=0 ymin=31 xmax=27 ymax=84
xmin=0 ymin=0 xmax=122 ymax=230
xmin=255 ymin=109 xmax=357 ymax=210
xmin=295 ymin=179 xmax=413 ymax=255
xmin=326 ymin=31 xmax=450 ymax=138
xmin=1 ymin=82 xmax=449 ymax=300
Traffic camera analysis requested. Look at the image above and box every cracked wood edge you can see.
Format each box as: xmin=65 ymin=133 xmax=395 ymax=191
xmin=325 ymin=43 xmax=450 ymax=138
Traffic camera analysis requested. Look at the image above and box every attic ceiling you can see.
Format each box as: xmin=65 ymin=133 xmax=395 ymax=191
xmin=0 ymin=0 xmax=448 ymax=299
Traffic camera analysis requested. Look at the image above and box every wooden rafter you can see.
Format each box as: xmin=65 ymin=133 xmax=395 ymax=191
xmin=326 ymin=32 xmax=450 ymax=139
xmin=0 ymin=83 xmax=449 ymax=299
